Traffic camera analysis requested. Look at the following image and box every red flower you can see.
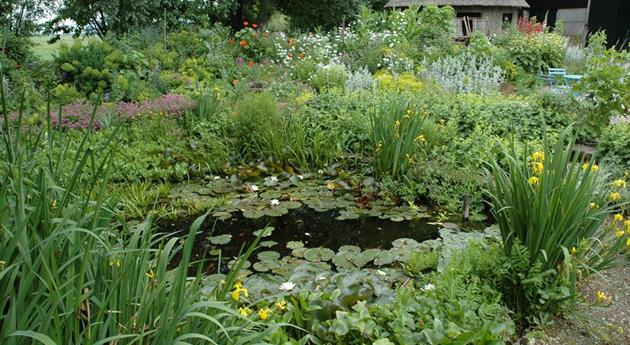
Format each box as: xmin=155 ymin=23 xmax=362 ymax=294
xmin=299 ymin=53 xmax=305 ymax=58
xmin=244 ymin=21 xmax=249 ymax=26
xmin=239 ymin=40 xmax=248 ymax=47
xmin=287 ymin=54 xmax=293 ymax=58
xmin=252 ymin=23 xmax=258 ymax=29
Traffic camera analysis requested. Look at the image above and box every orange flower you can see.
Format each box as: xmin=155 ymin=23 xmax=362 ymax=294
xmin=252 ymin=23 xmax=258 ymax=29
xmin=299 ymin=53 xmax=305 ymax=58
xmin=247 ymin=60 xmax=255 ymax=68
xmin=239 ymin=40 xmax=248 ymax=47
xmin=244 ymin=21 xmax=249 ymax=26
xmin=232 ymin=79 xmax=239 ymax=86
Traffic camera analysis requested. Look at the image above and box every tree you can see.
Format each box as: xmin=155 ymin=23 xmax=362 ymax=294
xmin=277 ymin=0 xmax=362 ymax=30
xmin=1 ymin=0 xmax=47 ymax=36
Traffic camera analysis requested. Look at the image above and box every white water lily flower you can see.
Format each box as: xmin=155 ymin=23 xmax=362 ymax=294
xmin=421 ymin=283 xmax=436 ymax=292
xmin=270 ymin=199 xmax=280 ymax=206
xmin=279 ymin=281 xmax=295 ymax=291
xmin=250 ymin=184 xmax=259 ymax=192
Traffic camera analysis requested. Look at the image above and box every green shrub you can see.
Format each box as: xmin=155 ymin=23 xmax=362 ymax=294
xmin=232 ymin=92 xmax=281 ymax=156
xmin=496 ymin=30 xmax=566 ymax=75
xmin=308 ymin=64 xmax=348 ymax=92
xmin=599 ymin=122 xmax=630 ymax=167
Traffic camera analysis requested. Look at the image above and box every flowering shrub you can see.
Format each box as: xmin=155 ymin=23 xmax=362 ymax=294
xmin=425 ymin=52 xmax=504 ymax=95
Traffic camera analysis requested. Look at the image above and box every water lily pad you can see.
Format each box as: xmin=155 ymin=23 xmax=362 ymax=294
xmin=253 ymin=227 xmax=274 ymax=237
xmin=257 ymin=251 xmax=281 ymax=262
xmin=242 ymin=209 xmax=265 ymax=219
xmin=227 ymin=259 xmax=251 ymax=270
xmin=209 ymin=234 xmax=232 ymax=245
xmin=304 ymin=247 xmax=335 ymax=262
xmin=374 ymin=250 xmax=396 ymax=266
xmin=253 ymin=261 xmax=279 ymax=272
xmin=291 ymin=247 xmax=308 ymax=258
xmin=287 ymin=241 xmax=304 ymax=250
xmin=260 ymin=240 xmax=278 ymax=248
xmin=208 ymin=248 xmax=221 ymax=256
xmin=212 ymin=211 xmax=232 ymax=220
xmin=282 ymin=201 xmax=302 ymax=209
xmin=332 ymin=252 xmax=355 ymax=270
xmin=392 ymin=238 xmax=420 ymax=249
xmin=338 ymin=245 xmax=361 ymax=254
xmin=335 ymin=210 xmax=360 ymax=221
xmin=264 ymin=207 xmax=289 ymax=217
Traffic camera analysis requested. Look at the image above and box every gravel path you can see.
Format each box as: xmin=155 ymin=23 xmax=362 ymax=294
xmin=527 ymin=266 xmax=630 ymax=345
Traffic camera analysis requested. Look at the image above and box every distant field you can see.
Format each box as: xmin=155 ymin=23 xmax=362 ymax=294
xmin=31 ymin=35 xmax=75 ymax=60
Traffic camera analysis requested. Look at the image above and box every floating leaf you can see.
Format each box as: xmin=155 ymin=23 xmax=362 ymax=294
xmin=286 ymin=241 xmax=304 ymax=250
xmin=264 ymin=207 xmax=289 ymax=217
xmin=212 ymin=211 xmax=232 ymax=220
xmin=335 ymin=210 xmax=360 ymax=221
xmin=392 ymin=238 xmax=420 ymax=249
xmin=242 ymin=209 xmax=265 ymax=219
xmin=304 ymin=247 xmax=335 ymax=262
xmin=257 ymin=251 xmax=281 ymax=262
xmin=338 ymin=245 xmax=361 ymax=254
xmin=209 ymin=234 xmax=232 ymax=245
xmin=332 ymin=252 xmax=355 ymax=270
xmin=253 ymin=261 xmax=279 ymax=272
xmin=291 ymin=247 xmax=308 ymax=258
xmin=374 ymin=250 xmax=395 ymax=266
xmin=260 ymin=240 xmax=278 ymax=248
xmin=253 ymin=227 xmax=275 ymax=237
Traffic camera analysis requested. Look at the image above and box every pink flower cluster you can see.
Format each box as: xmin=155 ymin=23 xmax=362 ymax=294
xmin=115 ymin=93 xmax=196 ymax=120
xmin=4 ymin=93 xmax=196 ymax=130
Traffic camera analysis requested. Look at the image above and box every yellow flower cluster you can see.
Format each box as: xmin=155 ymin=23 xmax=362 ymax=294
xmin=532 ymin=162 xmax=544 ymax=176
xmin=231 ymin=281 xmax=249 ymax=301
xmin=394 ymin=120 xmax=401 ymax=139
xmin=528 ymin=176 xmax=540 ymax=186
xmin=582 ymin=163 xmax=600 ymax=172
xmin=415 ymin=134 xmax=426 ymax=144
xmin=609 ymin=192 xmax=621 ymax=202
xmin=595 ymin=290 xmax=612 ymax=304
xmin=613 ymin=179 xmax=627 ymax=189
xmin=530 ymin=151 xmax=545 ymax=162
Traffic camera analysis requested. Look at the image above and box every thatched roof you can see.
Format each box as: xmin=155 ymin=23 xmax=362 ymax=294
xmin=385 ymin=0 xmax=530 ymax=8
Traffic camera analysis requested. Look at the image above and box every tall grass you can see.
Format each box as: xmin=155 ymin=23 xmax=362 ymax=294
xmin=485 ymin=127 xmax=627 ymax=273
xmin=0 ymin=80 xmax=274 ymax=344
xmin=370 ymin=95 xmax=426 ymax=179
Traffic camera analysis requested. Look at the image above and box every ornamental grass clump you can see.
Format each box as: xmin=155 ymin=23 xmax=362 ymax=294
xmin=486 ymin=128 xmax=628 ymax=327
xmin=370 ymin=95 xmax=427 ymax=179
xmin=486 ymin=128 xmax=627 ymax=273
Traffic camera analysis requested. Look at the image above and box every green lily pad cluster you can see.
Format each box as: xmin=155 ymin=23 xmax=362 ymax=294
xmin=167 ymin=173 xmax=431 ymax=222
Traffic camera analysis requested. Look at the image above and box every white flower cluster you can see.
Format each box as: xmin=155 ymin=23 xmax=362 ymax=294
xmin=425 ymin=52 xmax=504 ymax=95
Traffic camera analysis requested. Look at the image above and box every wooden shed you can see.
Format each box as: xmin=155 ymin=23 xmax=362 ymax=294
xmin=385 ymin=0 xmax=531 ymax=37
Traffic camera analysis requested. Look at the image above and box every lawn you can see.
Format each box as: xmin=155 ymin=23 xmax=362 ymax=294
xmin=30 ymin=34 xmax=74 ymax=60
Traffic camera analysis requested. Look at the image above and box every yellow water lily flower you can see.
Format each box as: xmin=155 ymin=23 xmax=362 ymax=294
xmin=258 ymin=307 xmax=271 ymax=320
xmin=528 ymin=176 xmax=540 ymax=186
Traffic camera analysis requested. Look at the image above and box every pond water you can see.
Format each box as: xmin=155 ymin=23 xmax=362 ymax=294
xmin=160 ymin=206 xmax=444 ymax=272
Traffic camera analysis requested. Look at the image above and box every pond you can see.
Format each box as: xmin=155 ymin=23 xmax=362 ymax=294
xmin=159 ymin=206 xmax=449 ymax=273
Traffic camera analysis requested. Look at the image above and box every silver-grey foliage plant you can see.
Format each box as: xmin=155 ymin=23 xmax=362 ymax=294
xmin=345 ymin=66 xmax=373 ymax=92
xmin=425 ymin=52 xmax=504 ymax=95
